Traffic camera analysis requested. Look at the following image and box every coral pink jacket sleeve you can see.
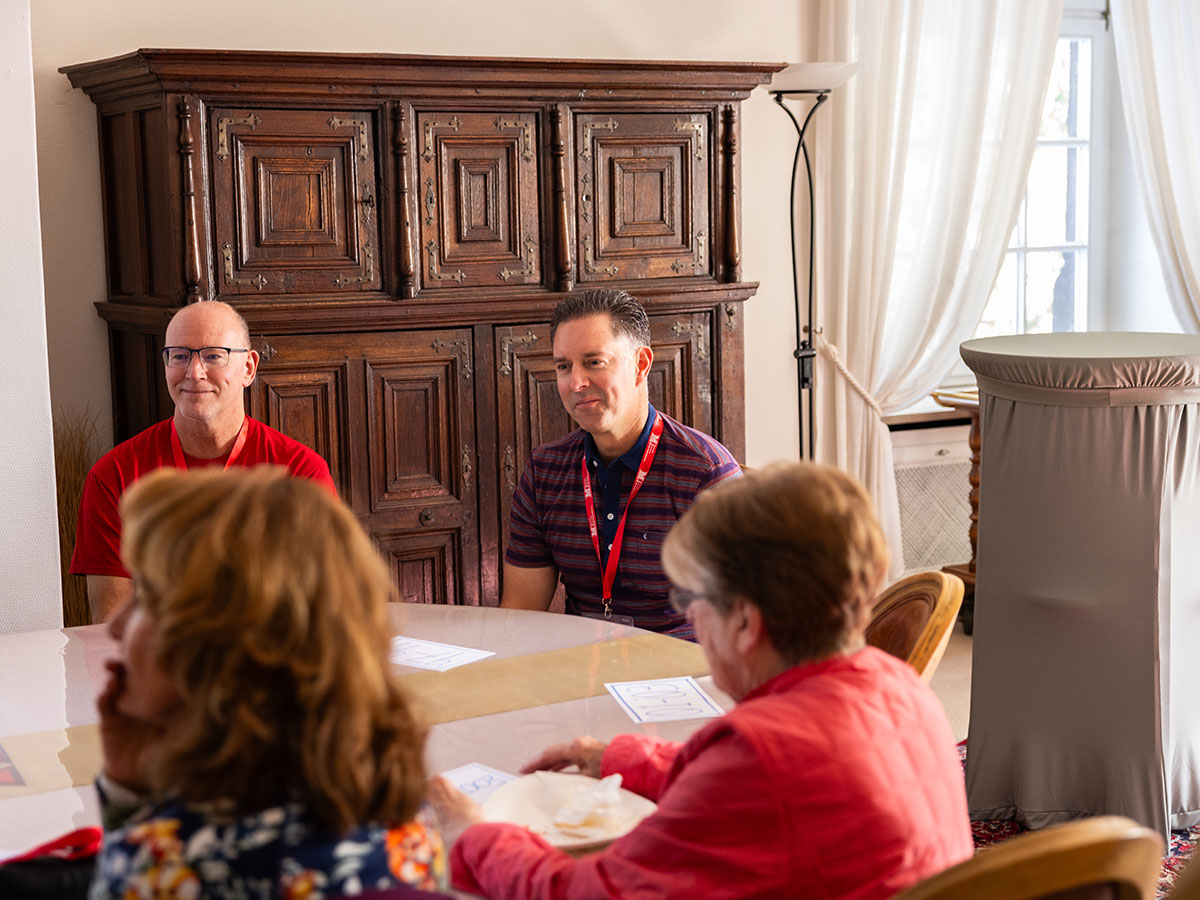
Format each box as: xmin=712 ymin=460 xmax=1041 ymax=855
xmin=599 ymin=733 xmax=683 ymax=801
xmin=450 ymin=727 xmax=790 ymax=900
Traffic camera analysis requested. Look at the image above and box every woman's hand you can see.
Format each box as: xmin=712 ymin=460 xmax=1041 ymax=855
xmin=427 ymin=775 xmax=484 ymax=848
xmin=96 ymin=659 xmax=164 ymax=794
xmin=520 ymin=736 xmax=607 ymax=778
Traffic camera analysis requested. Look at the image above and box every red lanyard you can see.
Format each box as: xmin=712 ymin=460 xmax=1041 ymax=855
xmin=582 ymin=412 xmax=664 ymax=618
xmin=170 ymin=417 xmax=249 ymax=470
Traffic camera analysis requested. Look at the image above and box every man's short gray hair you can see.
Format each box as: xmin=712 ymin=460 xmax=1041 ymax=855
xmin=549 ymin=289 xmax=651 ymax=347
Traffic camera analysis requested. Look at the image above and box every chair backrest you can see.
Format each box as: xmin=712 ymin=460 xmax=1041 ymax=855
xmin=1168 ymin=854 xmax=1200 ymax=898
xmin=864 ymin=571 xmax=963 ymax=681
xmin=891 ymin=816 xmax=1164 ymax=900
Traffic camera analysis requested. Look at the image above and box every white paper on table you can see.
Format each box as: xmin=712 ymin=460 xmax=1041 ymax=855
xmin=604 ymin=676 xmax=725 ymax=724
xmin=389 ymin=636 xmax=495 ymax=671
xmin=440 ymin=763 xmax=517 ymax=805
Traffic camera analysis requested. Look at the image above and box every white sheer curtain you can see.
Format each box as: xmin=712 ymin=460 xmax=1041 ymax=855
xmin=809 ymin=0 xmax=1062 ymax=576
xmin=1111 ymin=0 xmax=1200 ymax=333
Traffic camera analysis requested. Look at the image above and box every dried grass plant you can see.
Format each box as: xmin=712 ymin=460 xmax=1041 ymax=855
xmin=54 ymin=410 xmax=102 ymax=627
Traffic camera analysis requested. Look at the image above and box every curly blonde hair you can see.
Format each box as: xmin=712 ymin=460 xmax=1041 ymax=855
xmin=120 ymin=466 xmax=425 ymax=832
xmin=663 ymin=461 xmax=889 ymax=665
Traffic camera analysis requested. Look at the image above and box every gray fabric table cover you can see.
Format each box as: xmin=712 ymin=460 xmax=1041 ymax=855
xmin=962 ymin=332 xmax=1200 ymax=839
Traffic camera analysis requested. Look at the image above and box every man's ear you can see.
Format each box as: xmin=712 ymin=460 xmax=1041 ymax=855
xmin=634 ymin=344 xmax=653 ymax=385
xmin=243 ymin=349 xmax=260 ymax=387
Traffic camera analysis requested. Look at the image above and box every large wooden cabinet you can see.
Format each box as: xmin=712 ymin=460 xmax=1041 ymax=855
xmin=63 ymin=50 xmax=780 ymax=606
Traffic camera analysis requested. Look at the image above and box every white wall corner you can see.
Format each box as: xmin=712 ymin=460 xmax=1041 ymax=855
xmin=0 ymin=0 xmax=65 ymax=633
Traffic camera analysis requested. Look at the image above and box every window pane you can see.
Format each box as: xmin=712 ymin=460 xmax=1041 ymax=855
xmin=1025 ymin=250 xmax=1086 ymax=333
xmin=977 ymin=253 xmax=1019 ymax=338
xmin=1040 ymin=37 xmax=1092 ymax=140
xmin=1026 ymin=145 xmax=1089 ymax=246
xmin=970 ymin=27 xmax=1097 ymax=350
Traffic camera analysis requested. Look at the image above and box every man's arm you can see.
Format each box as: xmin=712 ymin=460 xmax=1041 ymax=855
xmin=87 ymin=575 xmax=133 ymax=624
xmin=500 ymin=561 xmax=559 ymax=611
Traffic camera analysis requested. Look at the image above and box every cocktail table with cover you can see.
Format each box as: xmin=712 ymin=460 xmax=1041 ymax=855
xmin=962 ymin=332 xmax=1200 ymax=840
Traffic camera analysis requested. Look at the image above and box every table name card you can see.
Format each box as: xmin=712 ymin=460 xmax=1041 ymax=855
xmin=605 ymin=676 xmax=724 ymax=724
xmin=440 ymin=762 xmax=516 ymax=804
xmin=390 ymin=637 xmax=495 ymax=671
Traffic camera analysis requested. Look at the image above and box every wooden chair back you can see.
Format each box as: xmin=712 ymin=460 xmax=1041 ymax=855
xmin=891 ymin=816 xmax=1163 ymax=900
xmin=864 ymin=570 xmax=963 ymax=681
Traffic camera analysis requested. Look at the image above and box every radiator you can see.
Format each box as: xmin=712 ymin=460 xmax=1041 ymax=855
xmin=891 ymin=425 xmax=972 ymax=575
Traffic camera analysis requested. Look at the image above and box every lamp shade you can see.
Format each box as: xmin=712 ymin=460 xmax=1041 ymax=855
xmin=769 ymin=62 xmax=857 ymax=93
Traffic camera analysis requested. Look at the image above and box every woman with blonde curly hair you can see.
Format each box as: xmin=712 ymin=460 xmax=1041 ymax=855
xmin=91 ymin=466 xmax=447 ymax=898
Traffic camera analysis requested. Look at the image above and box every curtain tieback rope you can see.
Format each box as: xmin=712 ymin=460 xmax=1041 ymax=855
xmin=814 ymin=330 xmax=885 ymax=419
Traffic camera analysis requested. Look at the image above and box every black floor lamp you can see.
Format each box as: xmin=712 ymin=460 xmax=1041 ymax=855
xmin=769 ymin=63 xmax=855 ymax=460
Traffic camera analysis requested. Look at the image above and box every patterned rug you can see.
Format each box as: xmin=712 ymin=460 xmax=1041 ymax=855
xmin=958 ymin=742 xmax=1198 ymax=898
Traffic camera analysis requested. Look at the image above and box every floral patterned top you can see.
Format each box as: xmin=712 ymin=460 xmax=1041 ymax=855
xmin=89 ymin=792 xmax=448 ymax=899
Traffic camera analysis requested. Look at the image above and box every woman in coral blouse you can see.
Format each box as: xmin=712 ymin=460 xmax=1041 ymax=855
xmin=91 ymin=467 xmax=447 ymax=898
xmin=431 ymin=462 xmax=973 ymax=899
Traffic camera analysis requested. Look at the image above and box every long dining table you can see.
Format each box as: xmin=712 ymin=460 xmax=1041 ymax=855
xmin=0 ymin=604 xmax=732 ymax=859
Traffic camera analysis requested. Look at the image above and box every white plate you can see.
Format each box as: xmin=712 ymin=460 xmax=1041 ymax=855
xmin=480 ymin=771 xmax=656 ymax=852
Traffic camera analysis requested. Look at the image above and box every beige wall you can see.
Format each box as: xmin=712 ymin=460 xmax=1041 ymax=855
xmin=32 ymin=0 xmax=809 ymax=467
xmin=2 ymin=1 xmax=62 ymax=633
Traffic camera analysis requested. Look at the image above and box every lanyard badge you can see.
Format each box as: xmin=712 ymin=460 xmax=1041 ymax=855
xmin=581 ymin=412 xmax=664 ymax=619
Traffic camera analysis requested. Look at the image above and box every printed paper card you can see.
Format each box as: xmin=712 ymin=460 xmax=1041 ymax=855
xmin=604 ymin=676 xmax=725 ymax=724
xmin=440 ymin=762 xmax=516 ymax=804
xmin=389 ymin=637 xmax=495 ymax=671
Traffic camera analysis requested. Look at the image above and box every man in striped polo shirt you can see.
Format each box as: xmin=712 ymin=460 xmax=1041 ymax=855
xmin=501 ymin=290 xmax=742 ymax=639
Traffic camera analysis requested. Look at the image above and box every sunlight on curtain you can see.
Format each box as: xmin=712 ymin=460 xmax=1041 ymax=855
xmin=1111 ymin=0 xmax=1200 ymax=334
xmin=810 ymin=0 xmax=1062 ymax=576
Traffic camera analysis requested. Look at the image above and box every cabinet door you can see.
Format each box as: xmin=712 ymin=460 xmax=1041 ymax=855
xmin=250 ymin=329 xmax=479 ymax=606
xmin=646 ymin=311 xmax=714 ymax=435
xmin=416 ymin=111 xmax=542 ymax=288
xmin=210 ymin=107 xmax=382 ymax=297
xmin=575 ymin=111 xmax=711 ymax=282
xmin=493 ymin=312 xmax=714 ymax=546
xmin=362 ymin=330 xmax=479 ymax=606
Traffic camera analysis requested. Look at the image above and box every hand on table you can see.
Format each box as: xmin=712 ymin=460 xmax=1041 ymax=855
xmin=521 ymin=735 xmax=607 ymax=778
xmin=97 ymin=659 xmax=165 ymax=794
xmin=428 ymin=775 xmax=485 ymax=848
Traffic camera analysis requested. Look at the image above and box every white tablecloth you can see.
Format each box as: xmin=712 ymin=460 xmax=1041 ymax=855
xmin=962 ymin=332 xmax=1200 ymax=839
xmin=0 ymin=605 xmax=728 ymax=857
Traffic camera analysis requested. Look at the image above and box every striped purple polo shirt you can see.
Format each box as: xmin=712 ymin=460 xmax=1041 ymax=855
xmin=505 ymin=405 xmax=742 ymax=638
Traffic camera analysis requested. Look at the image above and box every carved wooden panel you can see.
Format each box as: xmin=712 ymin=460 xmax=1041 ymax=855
xmin=210 ymin=107 xmax=381 ymax=297
xmin=494 ymin=325 xmax=561 ymax=511
xmin=417 ymin=111 xmax=541 ymax=288
xmin=646 ymin=312 xmax=714 ymax=434
xmin=376 ymin=529 xmax=461 ymax=605
xmin=365 ymin=356 xmax=461 ymax=511
xmin=575 ymin=112 xmax=711 ymax=282
xmin=493 ymin=312 xmax=713 ymax=545
xmin=99 ymin=107 xmax=176 ymax=302
xmin=249 ymin=346 xmax=350 ymax=496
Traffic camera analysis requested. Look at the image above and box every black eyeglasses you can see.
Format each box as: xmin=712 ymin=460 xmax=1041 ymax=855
xmin=162 ymin=346 xmax=250 ymax=369
xmin=668 ymin=585 xmax=709 ymax=615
